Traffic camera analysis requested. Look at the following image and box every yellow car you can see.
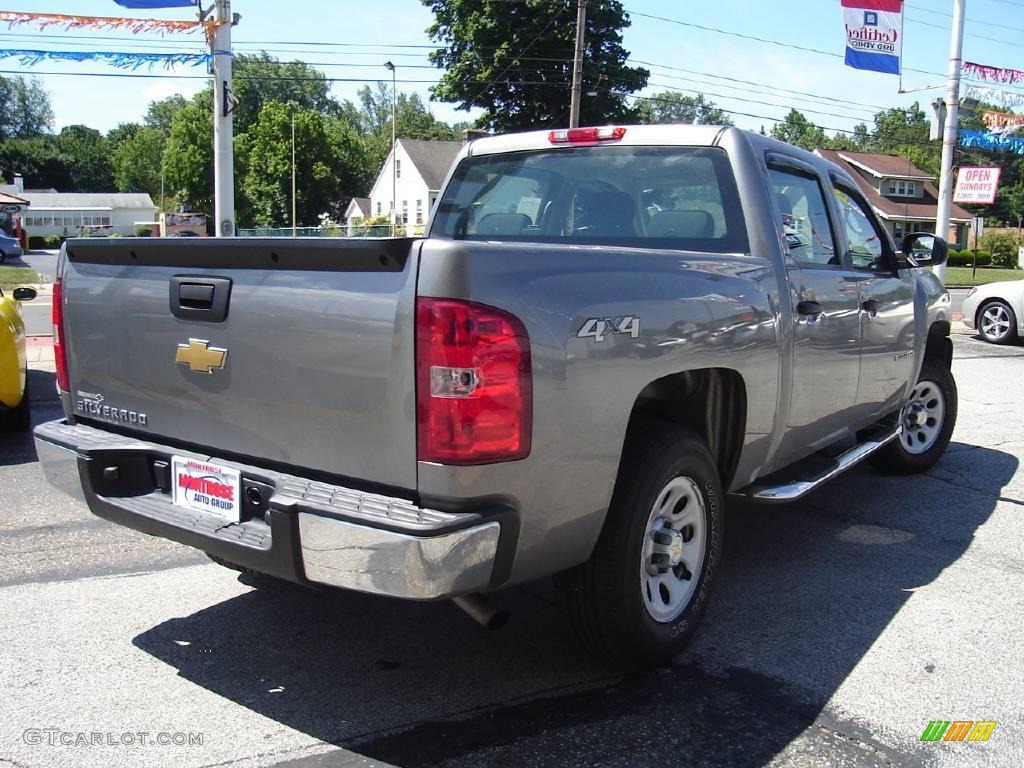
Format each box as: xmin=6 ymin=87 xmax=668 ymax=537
xmin=0 ymin=285 xmax=36 ymax=431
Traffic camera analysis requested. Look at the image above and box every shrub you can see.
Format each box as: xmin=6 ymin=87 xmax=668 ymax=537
xmin=974 ymin=250 xmax=992 ymax=266
xmin=44 ymin=236 xmax=61 ymax=248
xmin=948 ymin=251 xmax=970 ymax=267
xmin=982 ymin=231 xmax=1019 ymax=268
xmin=136 ymin=226 xmax=152 ymax=237
xmin=28 ymin=235 xmax=46 ymax=250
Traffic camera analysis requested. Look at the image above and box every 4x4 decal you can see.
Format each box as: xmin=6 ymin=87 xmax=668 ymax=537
xmin=577 ymin=315 xmax=640 ymax=342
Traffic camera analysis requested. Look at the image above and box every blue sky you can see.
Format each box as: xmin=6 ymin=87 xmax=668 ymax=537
xmin=2 ymin=0 xmax=1023 ymax=138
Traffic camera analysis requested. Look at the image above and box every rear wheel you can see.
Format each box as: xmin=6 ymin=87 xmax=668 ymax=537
xmin=977 ymin=300 xmax=1018 ymax=345
xmin=870 ymin=359 xmax=957 ymax=475
xmin=0 ymin=250 xmax=6 ymax=264
xmin=563 ymin=425 xmax=723 ymax=666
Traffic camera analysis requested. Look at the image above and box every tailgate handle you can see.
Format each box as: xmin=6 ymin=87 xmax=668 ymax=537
xmin=179 ymin=283 xmax=215 ymax=309
xmin=170 ymin=276 xmax=232 ymax=322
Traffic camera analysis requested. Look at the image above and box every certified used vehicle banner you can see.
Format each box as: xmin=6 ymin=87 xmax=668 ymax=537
xmin=842 ymin=0 xmax=903 ymax=75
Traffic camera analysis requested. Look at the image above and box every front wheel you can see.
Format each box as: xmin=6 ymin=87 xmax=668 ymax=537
xmin=0 ymin=383 xmax=30 ymax=432
xmin=562 ymin=425 xmax=724 ymax=666
xmin=871 ymin=359 xmax=957 ymax=475
xmin=977 ymin=300 xmax=1018 ymax=345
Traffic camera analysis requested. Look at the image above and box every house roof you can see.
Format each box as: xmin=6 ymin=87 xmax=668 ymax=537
xmin=18 ymin=192 xmax=157 ymax=210
xmin=834 ymin=151 xmax=935 ymax=180
xmin=0 ymin=191 xmax=29 ymax=206
xmin=817 ymin=149 xmax=974 ymax=223
xmin=400 ymin=139 xmax=461 ymax=190
xmin=347 ymin=197 xmax=371 ymax=217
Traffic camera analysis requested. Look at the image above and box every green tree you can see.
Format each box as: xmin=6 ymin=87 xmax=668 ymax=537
xmin=0 ymin=136 xmax=66 ymax=190
xmin=636 ymin=92 xmax=733 ymax=126
xmin=860 ymin=102 xmax=938 ymax=175
xmin=241 ymin=102 xmax=346 ymax=228
xmin=106 ymin=122 xmax=141 ymax=150
xmin=55 ymin=125 xmax=114 ymax=191
xmin=771 ymin=109 xmax=827 ymax=151
xmin=229 ymin=54 xmax=340 ymax=134
xmin=145 ymin=94 xmax=188 ymax=134
xmin=424 ymin=0 xmax=649 ymax=131
xmin=112 ymin=126 xmax=165 ymax=202
xmin=349 ymin=84 xmax=461 ymax=172
xmin=163 ymin=99 xmax=214 ymax=212
xmin=0 ymin=75 xmax=53 ymax=140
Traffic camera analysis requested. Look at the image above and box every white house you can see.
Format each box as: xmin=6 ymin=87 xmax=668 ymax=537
xmin=3 ymin=185 xmax=158 ymax=238
xmin=351 ymin=138 xmax=462 ymax=236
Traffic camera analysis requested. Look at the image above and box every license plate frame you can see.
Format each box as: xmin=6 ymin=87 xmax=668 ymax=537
xmin=170 ymin=456 xmax=242 ymax=523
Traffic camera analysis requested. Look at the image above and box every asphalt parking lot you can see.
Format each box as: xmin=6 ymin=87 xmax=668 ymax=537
xmin=1 ymin=328 xmax=1021 ymax=768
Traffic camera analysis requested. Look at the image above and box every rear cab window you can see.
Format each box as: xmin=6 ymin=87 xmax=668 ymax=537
xmin=431 ymin=146 xmax=749 ymax=254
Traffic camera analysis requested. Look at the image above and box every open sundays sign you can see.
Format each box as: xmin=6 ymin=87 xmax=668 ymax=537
xmin=954 ymin=167 xmax=1002 ymax=205
xmin=842 ymin=0 xmax=903 ymax=75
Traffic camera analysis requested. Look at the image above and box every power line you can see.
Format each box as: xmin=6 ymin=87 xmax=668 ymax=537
xmin=905 ymin=3 xmax=1024 ymax=34
xmin=623 ymin=7 xmax=948 ymax=79
xmin=905 ymin=14 xmax=1019 ymax=47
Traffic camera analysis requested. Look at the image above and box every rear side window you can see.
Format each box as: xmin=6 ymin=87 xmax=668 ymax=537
xmin=432 ymin=146 xmax=748 ymax=253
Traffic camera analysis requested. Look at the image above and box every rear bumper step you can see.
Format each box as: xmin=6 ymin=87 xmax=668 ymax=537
xmin=733 ymin=425 xmax=901 ymax=503
xmin=34 ymin=419 xmax=501 ymax=599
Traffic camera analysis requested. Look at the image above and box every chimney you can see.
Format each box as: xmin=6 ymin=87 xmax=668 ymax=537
xmin=13 ymin=173 xmax=23 ymax=194
xmin=461 ymin=128 xmax=490 ymax=145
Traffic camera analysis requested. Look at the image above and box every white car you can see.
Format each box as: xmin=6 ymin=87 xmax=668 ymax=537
xmin=961 ymin=279 xmax=1024 ymax=344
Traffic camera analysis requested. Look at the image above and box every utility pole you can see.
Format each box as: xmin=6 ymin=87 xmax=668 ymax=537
xmin=291 ymin=108 xmax=296 ymax=237
xmin=385 ymin=61 xmax=397 ymax=236
xmin=933 ymin=0 xmax=965 ymax=282
xmin=569 ymin=0 xmax=587 ymax=128
xmin=212 ymin=0 xmax=235 ymax=237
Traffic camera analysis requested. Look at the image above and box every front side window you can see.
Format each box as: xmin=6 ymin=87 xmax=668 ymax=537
xmin=768 ymin=166 xmax=838 ymax=268
xmin=833 ymin=186 xmax=889 ymax=271
xmin=432 ymin=146 xmax=748 ymax=253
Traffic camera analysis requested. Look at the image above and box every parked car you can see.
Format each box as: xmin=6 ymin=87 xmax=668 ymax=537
xmin=0 ymin=285 xmax=37 ymax=431
xmin=0 ymin=232 xmax=24 ymax=263
xmin=35 ymin=126 xmax=956 ymax=664
xmin=961 ymin=279 xmax=1023 ymax=344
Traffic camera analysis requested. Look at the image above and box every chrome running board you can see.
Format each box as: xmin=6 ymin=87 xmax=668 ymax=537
xmin=734 ymin=426 xmax=901 ymax=503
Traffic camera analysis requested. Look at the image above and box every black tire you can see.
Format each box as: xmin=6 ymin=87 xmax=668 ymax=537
xmin=562 ymin=425 xmax=724 ymax=666
xmin=976 ymin=299 xmax=1018 ymax=345
xmin=0 ymin=380 xmax=30 ymax=432
xmin=870 ymin=359 xmax=957 ymax=475
xmin=0 ymin=250 xmax=6 ymax=264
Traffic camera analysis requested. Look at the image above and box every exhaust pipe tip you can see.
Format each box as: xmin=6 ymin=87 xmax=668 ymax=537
xmin=452 ymin=594 xmax=509 ymax=631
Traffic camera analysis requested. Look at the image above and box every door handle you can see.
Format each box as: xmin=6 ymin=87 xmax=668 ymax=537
xmin=861 ymin=299 xmax=879 ymax=313
xmin=796 ymin=300 xmax=823 ymax=316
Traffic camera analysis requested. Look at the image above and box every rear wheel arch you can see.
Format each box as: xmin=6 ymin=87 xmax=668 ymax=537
xmin=620 ymin=368 xmax=747 ymax=490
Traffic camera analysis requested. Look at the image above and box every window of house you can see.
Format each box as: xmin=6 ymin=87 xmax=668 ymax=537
xmin=402 ymin=200 xmax=408 ymax=225
xmin=416 ymin=199 xmax=423 ymax=224
xmin=768 ymin=166 xmax=839 ymax=268
xmin=887 ymin=179 xmax=918 ymax=197
xmin=396 ymin=159 xmax=401 ymax=179
xmin=376 ymin=201 xmax=381 ymax=215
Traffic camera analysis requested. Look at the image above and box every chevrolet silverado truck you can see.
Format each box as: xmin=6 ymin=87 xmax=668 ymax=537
xmin=35 ymin=125 xmax=955 ymax=664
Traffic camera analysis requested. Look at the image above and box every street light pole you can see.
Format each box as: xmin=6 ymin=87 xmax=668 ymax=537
xmin=291 ymin=109 xmax=297 ymax=237
xmin=385 ymin=61 xmax=397 ymax=236
xmin=569 ymin=0 xmax=587 ymax=128
xmin=933 ymin=0 xmax=966 ymax=282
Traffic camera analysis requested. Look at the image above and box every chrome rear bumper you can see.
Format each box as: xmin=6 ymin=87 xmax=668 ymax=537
xmin=34 ymin=419 xmax=501 ymax=599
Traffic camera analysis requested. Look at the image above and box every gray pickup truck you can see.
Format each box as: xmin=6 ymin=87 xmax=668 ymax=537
xmin=35 ymin=125 xmax=955 ymax=664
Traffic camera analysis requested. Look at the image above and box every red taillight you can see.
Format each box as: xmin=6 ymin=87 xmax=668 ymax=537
xmin=416 ymin=298 xmax=532 ymax=464
xmin=52 ymin=278 xmax=69 ymax=392
xmin=548 ymin=126 xmax=626 ymax=144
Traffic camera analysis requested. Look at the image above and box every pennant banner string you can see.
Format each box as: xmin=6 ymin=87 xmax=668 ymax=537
xmin=0 ymin=48 xmax=211 ymax=70
xmin=963 ymin=84 xmax=1024 ymax=110
xmin=963 ymin=61 xmax=1024 ymax=86
xmin=959 ymin=128 xmax=1024 ymax=155
xmin=0 ymin=11 xmax=220 ymax=35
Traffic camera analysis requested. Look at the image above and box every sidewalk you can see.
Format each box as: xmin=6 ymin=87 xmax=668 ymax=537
xmin=26 ymin=335 xmax=55 ymax=373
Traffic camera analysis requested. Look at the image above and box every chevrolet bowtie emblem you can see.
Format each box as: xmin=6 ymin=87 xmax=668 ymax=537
xmin=175 ymin=339 xmax=228 ymax=374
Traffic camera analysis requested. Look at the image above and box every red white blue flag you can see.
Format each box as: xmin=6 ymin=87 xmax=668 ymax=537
xmin=842 ymin=0 xmax=903 ymax=75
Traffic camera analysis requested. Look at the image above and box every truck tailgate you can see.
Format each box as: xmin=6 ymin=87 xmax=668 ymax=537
xmin=59 ymin=238 xmax=419 ymax=492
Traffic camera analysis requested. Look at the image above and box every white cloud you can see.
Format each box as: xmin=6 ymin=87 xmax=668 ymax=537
xmin=142 ymin=79 xmax=201 ymax=104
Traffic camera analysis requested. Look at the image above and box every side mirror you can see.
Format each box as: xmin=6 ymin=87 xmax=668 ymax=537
xmin=901 ymin=232 xmax=948 ymax=267
xmin=12 ymin=287 xmax=36 ymax=301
